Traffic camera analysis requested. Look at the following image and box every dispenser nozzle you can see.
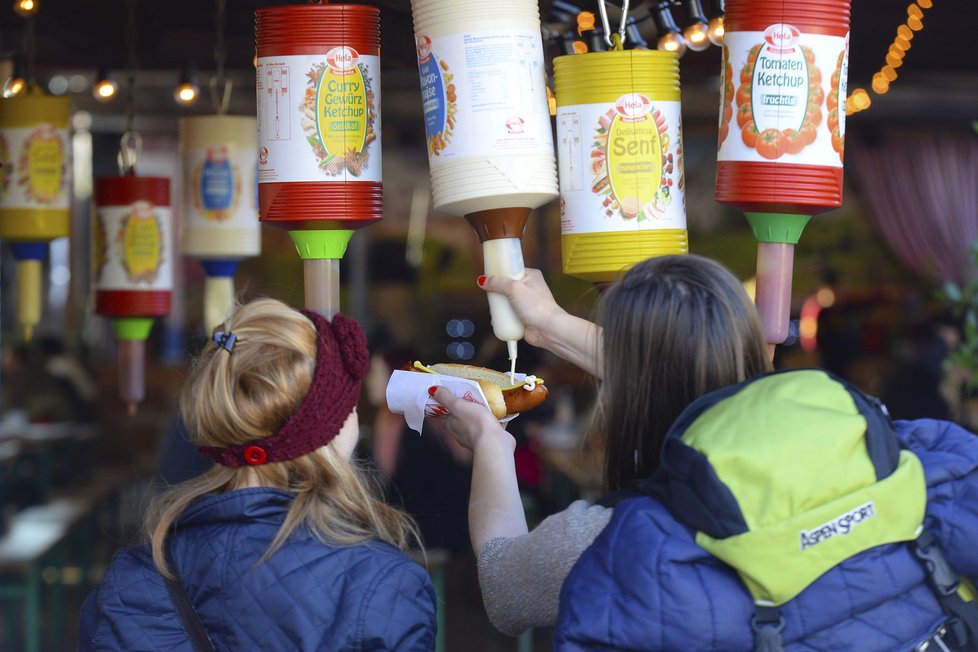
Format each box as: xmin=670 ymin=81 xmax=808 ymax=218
xmin=483 ymin=238 xmax=527 ymax=343
xmin=16 ymin=259 xmax=42 ymax=342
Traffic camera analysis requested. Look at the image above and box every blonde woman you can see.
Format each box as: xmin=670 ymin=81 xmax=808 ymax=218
xmin=79 ymin=299 xmax=436 ymax=651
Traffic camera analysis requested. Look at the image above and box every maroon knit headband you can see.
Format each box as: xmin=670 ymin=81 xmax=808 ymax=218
xmin=199 ymin=310 xmax=369 ymax=467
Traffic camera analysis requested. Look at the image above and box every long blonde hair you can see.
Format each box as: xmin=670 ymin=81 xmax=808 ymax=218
xmin=591 ymin=255 xmax=772 ymax=492
xmin=146 ymin=298 xmax=421 ymax=577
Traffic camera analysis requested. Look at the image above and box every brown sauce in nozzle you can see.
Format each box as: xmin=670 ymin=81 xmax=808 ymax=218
xmin=464 ymin=207 xmax=531 ymax=242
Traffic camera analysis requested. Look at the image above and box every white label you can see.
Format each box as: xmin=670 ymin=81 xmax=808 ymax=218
xmin=718 ymin=25 xmax=847 ymax=167
xmin=94 ymin=203 xmax=174 ymax=291
xmin=415 ymin=30 xmax=553 ymax=164
xmin=256 ymin=51 xmax=381 ymax=183
xmin=827 ymin=32 xmax=849 ymax=161
xmin=0 ymin=125 xmax=71 ymax=209
xmin=557 ymin=97 xmax=686 ymax=234
xmin=185 ymin=144 xmax=259 ymax=229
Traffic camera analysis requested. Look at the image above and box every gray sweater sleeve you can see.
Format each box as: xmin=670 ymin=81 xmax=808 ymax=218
xmin=476 ymin=500 xmax=613 ymax=636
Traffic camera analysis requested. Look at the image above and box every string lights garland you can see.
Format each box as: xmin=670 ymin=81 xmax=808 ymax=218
xmin=846 ymin=0 xmax=933 ymax=116
xmin=563 ymin=0 xmax=723 ymax=56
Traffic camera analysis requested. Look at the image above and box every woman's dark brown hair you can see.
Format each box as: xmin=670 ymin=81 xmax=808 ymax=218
xmin=591 ymin=254 xmax=771 ymax=492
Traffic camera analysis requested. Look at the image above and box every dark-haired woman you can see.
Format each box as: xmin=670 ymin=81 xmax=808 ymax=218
xmin=429 ymin=254 xmax=771 ymax=636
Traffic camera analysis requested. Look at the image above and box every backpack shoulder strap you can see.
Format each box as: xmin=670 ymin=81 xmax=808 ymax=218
xmin=163 ymin=540 xmax=218 ymax=652
xmin=913 ymin=530 xmax=978 ymax=651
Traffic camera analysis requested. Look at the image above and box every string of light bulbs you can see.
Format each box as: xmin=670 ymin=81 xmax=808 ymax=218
xmin=846 ymin=0 xmax=933 ymax=116
xmin=568 ymin=0 xmax=723 ymax=56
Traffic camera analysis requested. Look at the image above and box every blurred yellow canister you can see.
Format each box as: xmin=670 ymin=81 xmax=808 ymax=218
xmin=554 ymin=50 xmax=687 ymax=282
xmin=180 ymin=115 xmax=261 ymax=331
xmin=0 ymin=93 xmax=72 ymax=338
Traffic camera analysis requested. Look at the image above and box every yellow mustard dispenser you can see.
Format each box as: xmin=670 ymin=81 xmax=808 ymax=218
xmin=0 ymin=92 xmax=72 ymax=339
xmin=554 ymin=45 xmax=687 ymax=283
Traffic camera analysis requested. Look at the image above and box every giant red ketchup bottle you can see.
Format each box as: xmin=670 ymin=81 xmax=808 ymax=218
xmin=256 ymin=3 xmax=382 ymax=319
xmin=715 ymin=0 xmax=850 ymax=350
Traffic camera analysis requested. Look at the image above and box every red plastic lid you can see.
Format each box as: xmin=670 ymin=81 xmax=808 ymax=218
xmin=716 ymin=161 xmax=842 ymax=215
xmin=259 ymin=181 xmax=383 ymax=230
xmin=256 ymin=4 xmax=380 ymax=57
xmin=725 ymin=0 xmax=850 ymax=35
xmin=95 ymin=176 xmax=171 ymax=208
xmin=96 ymin=290 xmax=171 ymax=318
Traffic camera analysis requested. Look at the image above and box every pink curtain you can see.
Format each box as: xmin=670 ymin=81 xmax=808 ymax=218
xmin=850 ymin=135 xmax=978 ymax=286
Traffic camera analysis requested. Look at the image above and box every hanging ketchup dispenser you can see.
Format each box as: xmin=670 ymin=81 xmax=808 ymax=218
xmin=411 ymin=0 xmax=558 ymax=370
xmin=0 ymin=92 xmax=72 ymax=340
xmin=256 ymin=3 xmax=381 ymax=319
xmin=715 ymin=0 xmax=850 ymax=348
xmin=94 ymin=176 xmax=173 ymax=414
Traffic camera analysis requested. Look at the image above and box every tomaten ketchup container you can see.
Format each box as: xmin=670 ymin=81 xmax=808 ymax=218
xmin=255 ymin=4 xmax=381 ymax=235
xmin=554 ymin=50 xmax=687 ymax=283
xmin=94 ymin=176 xmax=173 ymax=412
xmin=715 ymin=0 xmax=850 ymax=345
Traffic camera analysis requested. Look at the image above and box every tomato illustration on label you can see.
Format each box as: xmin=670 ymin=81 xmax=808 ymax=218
xmin=590 ymin=93 xmax=674 ymax=222
xmin=718 ymin=45 xmax=734 ymax=148
xmin=299 ymin=46 xmax=377 ymax=177
xmin=118 ymin=201 xmax=164 ymax=284
xmin=827 ymin=40 xmax=847 ymax=162
xmin=734 ymin=24 xmax=824 ymax=160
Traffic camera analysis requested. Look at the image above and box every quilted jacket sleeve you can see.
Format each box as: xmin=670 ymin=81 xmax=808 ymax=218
xmin=76 ymin=546 xmax=189 ymax=652
xmin=355 ymin=555 xmax=437 ymax=651
xmin=897 ymin=418 xmax=978 ymax=581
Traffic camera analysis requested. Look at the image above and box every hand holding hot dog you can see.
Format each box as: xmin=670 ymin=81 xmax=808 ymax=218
xmin=428 ymin=386 xmax=515 ymax=453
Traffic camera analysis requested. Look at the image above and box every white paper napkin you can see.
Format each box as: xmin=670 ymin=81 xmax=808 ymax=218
xmin=386 ymin=369 xmax=524 ymax=434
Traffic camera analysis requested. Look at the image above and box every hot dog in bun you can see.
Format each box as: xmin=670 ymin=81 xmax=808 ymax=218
xmin=410 ymin=362 xmax=548 ymax=420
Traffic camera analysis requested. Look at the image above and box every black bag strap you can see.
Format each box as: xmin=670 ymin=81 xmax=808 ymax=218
xmin=913 ymin=530 xmax=978 ymax=651
xmin=162 ymin=540 xmax=218 ymax=652
xmin=750 ymin=605 xmax=785 ymax=652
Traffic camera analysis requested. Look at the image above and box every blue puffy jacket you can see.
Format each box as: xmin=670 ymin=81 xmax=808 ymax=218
xmin=555 ymin=419 xmax=978 ymax=651
xmin=79 ymin=487 xmax=437 ymax=651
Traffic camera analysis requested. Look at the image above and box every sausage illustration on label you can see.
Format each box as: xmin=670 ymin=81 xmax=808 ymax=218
xmin=590 ymin=93 xmax=675 ymax=222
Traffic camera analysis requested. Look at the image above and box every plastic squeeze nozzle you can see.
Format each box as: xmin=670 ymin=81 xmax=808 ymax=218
xmin=746 ymin=212 xmax=811 ymax=347
xmin=201 ymin=261 xmax=240 ymax=332
xmin=113 ymin=317 xmax=154 ymax=416
xmin=10 ymin=243 xmax=48 ymax=341
xmin=465 ymin=208 xmax=530 ymax=361
xmin=290 ymin=229 xmax=354 ymax=321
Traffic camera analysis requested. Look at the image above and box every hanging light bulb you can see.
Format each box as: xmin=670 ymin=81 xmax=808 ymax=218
xmin=173 ymin=62 xmax=199 ymax=106
xmin=681 ymin=0 xmax=711 ymax=51
xmin=2 ymin=55 xmax=27 ymax=97
xmin=92 ymin=67 xmax=119 ymax=102
xmin=13 ymin=0 xmax=39 ymax=17
xmin=651 ymin=1 xmax=688 ymax=57
xmin=707 ymin=0 xmax=725 ymax=45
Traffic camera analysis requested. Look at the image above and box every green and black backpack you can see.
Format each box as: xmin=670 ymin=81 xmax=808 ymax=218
xmin=636 ymin=368 xmax=978 ymax=651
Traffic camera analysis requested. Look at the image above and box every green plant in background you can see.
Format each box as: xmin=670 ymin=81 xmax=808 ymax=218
xmin=942 ymin=239 xmax=978 ymax=391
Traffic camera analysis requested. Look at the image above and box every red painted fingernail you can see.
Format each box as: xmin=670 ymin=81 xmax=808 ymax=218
xmin=428 ymin=386 xmax=437 ymax=396
xmin=477 ymin=275 xmax=486 ymax=287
